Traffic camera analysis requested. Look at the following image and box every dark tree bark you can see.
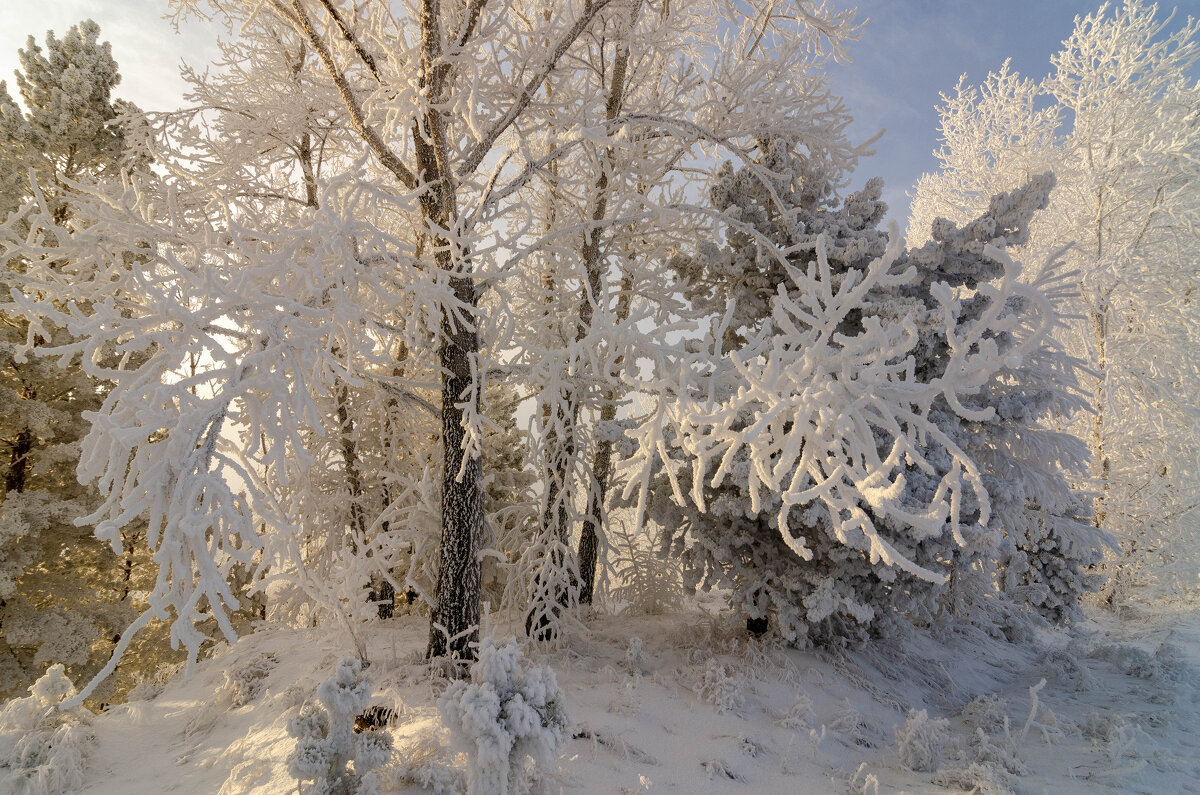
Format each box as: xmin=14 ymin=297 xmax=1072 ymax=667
xmin=427 ymin=276 xmax=484 ymax=660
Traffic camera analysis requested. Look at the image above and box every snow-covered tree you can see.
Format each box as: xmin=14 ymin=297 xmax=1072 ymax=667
xmin=0 ymin=664 xmax=95 ymax=794
xmin=0 ymin=0 xmax=882 ymax=701
xmin=508 ymin=0 xmax=866 ymax=638
xmin=908 ymin=0 xmax=1200 ymax=600
xmin=0 ymin=20 xmax=151 ymax=702
xmin=638 ymin=137 xmax=1104 ymax=643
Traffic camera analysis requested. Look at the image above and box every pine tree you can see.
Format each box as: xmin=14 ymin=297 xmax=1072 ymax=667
xmin=0 ymin=20 xmax=148 ymax=701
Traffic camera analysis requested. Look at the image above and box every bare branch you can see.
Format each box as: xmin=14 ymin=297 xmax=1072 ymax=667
xmin=316 ymin=0 xmax=382 ymax=81
xmin=458 ymin=0 xmax=618 ymax=177
xmin=284 ymin=0 xmax=418 ymax=190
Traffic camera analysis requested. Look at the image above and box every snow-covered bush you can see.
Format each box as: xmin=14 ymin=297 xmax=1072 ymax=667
xmin=438 ymin=637 xmax=569 ymax=795
xmin=287 ymin=658 xmax=392 ymax=794
xmin=776 ymin=693 xmax=815 ymax=730
xmin=608 ymin=520 xmax=684 ymax=616
xmin=0 ymin=665 xmax=95 ymax=795
xmin=391 ymin=735 xmax=464 ymax=795
xmin=940 ymin=678 xmax=1069 ymax=789
xmin=625 ymin=637 xmax=648 ymax=674
xmin=893 ymin=708 xmax=950 ymax=772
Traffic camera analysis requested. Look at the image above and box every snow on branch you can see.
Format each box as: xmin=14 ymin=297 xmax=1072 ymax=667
xmin=1 ymin=167 xmax=438 ymax=702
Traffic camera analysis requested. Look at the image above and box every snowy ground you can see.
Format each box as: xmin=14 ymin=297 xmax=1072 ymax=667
xmin=64 ymin=595 xmax=1200 ymax=794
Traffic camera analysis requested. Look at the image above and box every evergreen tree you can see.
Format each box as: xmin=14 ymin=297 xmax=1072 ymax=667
xmin=0 ymin=20 xmax=147 ymax=701
xmin=643 ymin=138 xmax=1105 ymax=645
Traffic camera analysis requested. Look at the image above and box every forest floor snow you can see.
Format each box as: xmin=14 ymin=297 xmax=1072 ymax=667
xmin=72 ymin=594 xmax=1200 ymax=794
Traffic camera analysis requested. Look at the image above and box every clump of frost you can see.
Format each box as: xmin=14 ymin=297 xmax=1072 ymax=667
xmin=223 ymin=652 xmax=278 ymax=707
xmin=0 ymin=665 xmax=95 ymax=795
xmin=438 ymin=637 xmax=569 ymax=795
xmin=776 ymin=692 xmax=815 ymax=729
xmin=893 ymin=709 xmax=950 ymax=772
xmin=941 ymin=678 xmax=1071 ymax=790
xmin=624 ymin=637 xmax=648 ymax=674
xmin=829 ymin=700 xmax=879 ymax=748
xmin=931 ymin=762 xmax=1014 ymax=795
xmin=846 ymin=762 xmax=880 ymax=795
xmin=390 ymin=736 xmax=464 ymax=795
xmin=287 ymin=657 xmax=393 ymax=794
xmin=960 ymin=694 xmax=1009 ymax=734
xmin=1081 ymin=712 xmax=1147 ymax=763
xmin=700 ymin=757 xmax=743 ymax=781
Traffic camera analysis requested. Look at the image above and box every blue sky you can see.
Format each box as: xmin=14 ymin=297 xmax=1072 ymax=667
xmin=824 ymin=0 xmax=1130 ymax=222
xmin=1 ymin=1 xmax=1183 ymax=223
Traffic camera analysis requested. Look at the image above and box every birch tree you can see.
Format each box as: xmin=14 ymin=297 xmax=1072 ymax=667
xmin=1 ymin=0 xmax=881 ymax=702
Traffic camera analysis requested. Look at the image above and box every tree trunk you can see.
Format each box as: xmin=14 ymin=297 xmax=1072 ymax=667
xmin=578 ymin=263 xmax=634 ymax=603
xmin=566 ymin=17 xmax=639 ymax=607
xmin=427 ymin=276 xmax=484 ymax=661
xmin=1091 ymin=306 xmax=1110 ymax=529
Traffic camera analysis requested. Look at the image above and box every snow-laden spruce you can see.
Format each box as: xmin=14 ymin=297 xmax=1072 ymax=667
xmin=438 ymin=638 xmax=569 ymax=795
xmin=631 ymin=136 xmax=1106 ymax=643
xmin=0 ymin=20 xmax=155 ymax=703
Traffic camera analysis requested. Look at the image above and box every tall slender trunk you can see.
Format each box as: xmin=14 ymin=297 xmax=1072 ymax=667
xmin=559 ymin=5 xmax=641 ymax=608
xmin=1091 ymin=306 xmax=1110 ymax=529
xmin=335 ymin=378 xmax=367 ymax=556
xmin=1091 ymin=188 xmax=1111 ymax=530
xmin=578 ymin=269 xmax=632 ymax=603
xmin=417 ymin=2 xmax=483 ymax=660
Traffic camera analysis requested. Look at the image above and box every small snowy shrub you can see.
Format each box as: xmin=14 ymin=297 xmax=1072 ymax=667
xmin=846 ymin=762 xmax=880 ymax=795
xmin=893 ymin=709 xmax=950 ymax=772
xmin=438 ymin=637 xmax=569 ymax=795
xmin=0 ymin=665 xmax=95 ymax=795
xmin=608 ymin=521 xmax=684 ymax=615
xmin=286 ymin=658 xmax=393 ymax=794
xmin=946 ymin=678 xmax=1067 ymax=787
xmin=692 ymin=658 xmax=747 ymax=714
xmin=776 ymin=693 xmax=815 ymax=729
xmin=391 ymin=735 xmax=465 ymax=795
xmin=960 ymin=694 xmax=1009 ymax=734
xmin=931 ymin=762 xmax=1013 ymax=795
xmin=829 ymin=700 xmax=878 ymax=748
